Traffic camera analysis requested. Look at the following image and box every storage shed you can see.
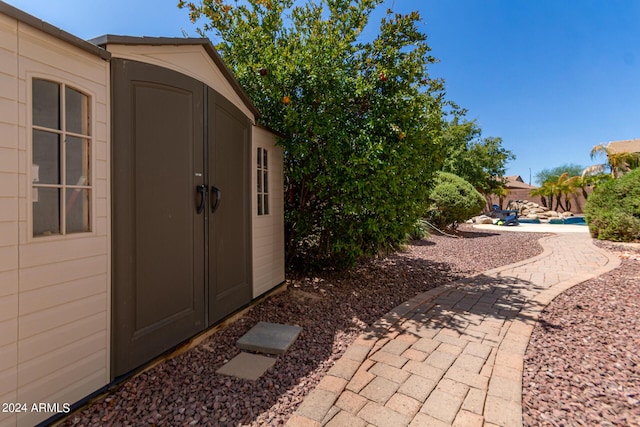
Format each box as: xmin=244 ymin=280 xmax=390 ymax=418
xmin=0 ymin=3 xmax=284 ymax=426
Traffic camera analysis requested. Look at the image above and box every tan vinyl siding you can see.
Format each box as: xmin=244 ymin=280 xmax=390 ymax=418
xmin=18 ymin=27 xmax=108 ymax=89
xmin=105 ymin=43 xmax=256 ymax=122
xmin=0 ymin=11 xmax=110 ymax=426
xmin=17 ymin=351 xmax=107 ymax=427
xmin=252 ymin=126 xmax=285 ymax=297
xmin=0 ymin=12 xmax=19 ymax=427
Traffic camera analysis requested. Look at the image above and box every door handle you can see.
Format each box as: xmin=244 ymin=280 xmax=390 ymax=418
xmin=196 ymin=184 xmax=207 ymax=214
xmin=211 ymin=186 xmax=221 ymax=213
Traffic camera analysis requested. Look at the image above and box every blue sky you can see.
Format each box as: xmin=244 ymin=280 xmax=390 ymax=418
xmin=7 ymin=0 xmax=640 ymax=184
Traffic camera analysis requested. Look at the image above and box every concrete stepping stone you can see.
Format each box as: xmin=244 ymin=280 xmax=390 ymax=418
xmin=236 ymin=321 xmax=302 ymax=355
xmin=216 ymin=352 xmax=276 ymax=381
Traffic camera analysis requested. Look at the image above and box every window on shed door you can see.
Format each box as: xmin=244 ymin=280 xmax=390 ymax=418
xmin=257 ymin=147 xmax=269 ymax=215
xmin=31 ymin=78 xmax=92 ymax=236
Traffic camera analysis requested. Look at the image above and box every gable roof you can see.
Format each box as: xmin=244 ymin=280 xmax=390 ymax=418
xmin=91 ymin=35 xmax=261 ymax=119
xmin=504 ymin=175 xmax=524 ymax=183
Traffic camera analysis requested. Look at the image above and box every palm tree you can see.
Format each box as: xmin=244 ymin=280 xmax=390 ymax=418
xmin=562 ymin=173 xmax=587 ymax=212
xmin=529 ymin=186 xmax=549 ymax=209
xmin=530 ymin=173 xmax=578 ymax=212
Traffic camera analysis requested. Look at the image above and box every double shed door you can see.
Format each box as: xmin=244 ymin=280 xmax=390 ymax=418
xmin=111 ymin=59 xmax=251 ymax=377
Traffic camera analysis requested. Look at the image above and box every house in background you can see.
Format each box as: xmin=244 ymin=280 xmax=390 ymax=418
xmin=489 ymin=175 xmax=590 ymax=214
xmin=0 ymin=2 xmax=284 ymax=426
xmin=487 ymin=175 xmax=537 ymax=209
xmin=607 ymin=138 xmax=640 ymax=155
xmin=606 ymin=138 xmax=640 ymax=174
xmin=503 ymin=175 xmax=537 ymax=196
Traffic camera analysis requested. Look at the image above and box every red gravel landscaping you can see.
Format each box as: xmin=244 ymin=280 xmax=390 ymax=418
xmin=58 ymin=227 xmax=638 ymax=426
xmin=523 ymin=241 xmax=640 ymax=427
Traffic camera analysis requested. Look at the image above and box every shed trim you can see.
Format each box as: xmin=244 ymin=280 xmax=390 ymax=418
xmin=91 ymin=35 xmax=261 ymax=119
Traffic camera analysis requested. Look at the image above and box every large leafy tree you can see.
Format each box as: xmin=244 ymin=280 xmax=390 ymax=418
xmin=439 ymin=115 xmax=514 ymax=204
xmin=181 ymin=0 xmax=446 ymax=268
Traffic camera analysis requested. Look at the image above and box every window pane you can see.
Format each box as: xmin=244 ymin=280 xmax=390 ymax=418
xmin=66 ymin=136 xmax=90 ymax=185
xmin=33 ymin=130 xmax=60 ymax=184
xmin=263 ymin=171 xmax=268 ymax=193
xmin=257 ymin=148 xmax=262 ymax=168
xmin=33 ymin=188 xmax=60 ymax=236
xmin=257 ymin=194 xmax=263 ymax=215
xmin=257 ymin=170 xmax=262 ymax=193
xmin=65 ymin=87 xmax=90 ymax=135
xmin=33 ymin=79 xmax=60 ymax=129
xmin=66 ymin=189 xmax=90 ymax=233
xmin=263 ymin=149 xmax=268 ymax=169
xmin=263 ymin=194 xmax=269 ymax=215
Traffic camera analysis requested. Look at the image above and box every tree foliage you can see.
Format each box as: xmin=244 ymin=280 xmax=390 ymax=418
xmin=534 ymin=164 xmax=584 ymax=186
xmin=584 ymin=168 xmax=640 ymax=242
xmin=426 ymin=172 xmax=486 ymax=230
xmin=439 ymin=115 xmax=514 ymax=202
xmin=181 ymin=0 xmax=447 ymax=268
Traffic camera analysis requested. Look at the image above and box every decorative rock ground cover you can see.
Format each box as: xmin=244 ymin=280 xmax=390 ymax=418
xmin=58 ymin=227 xmax=639 ymax=426
xmin=523 ymin=241 xmax=640 ymax=427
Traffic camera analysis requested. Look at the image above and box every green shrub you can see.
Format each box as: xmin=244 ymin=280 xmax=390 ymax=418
xmin=407 ymin=219 xmax=431 ymax=240
xmin=427 ymin=172 xmax=486 ymax=230
xmin=584 ymin=168 xmax=640 ymax=241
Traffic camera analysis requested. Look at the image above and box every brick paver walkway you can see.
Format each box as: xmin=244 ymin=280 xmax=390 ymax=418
xmin=286 ymin=232 xmax=621 ymax=426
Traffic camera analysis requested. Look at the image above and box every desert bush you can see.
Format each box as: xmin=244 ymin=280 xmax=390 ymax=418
xmin=584 ymin=168 xmax=640 ymax=241
xmin=427 ymin=172 xmax=486 ymax=230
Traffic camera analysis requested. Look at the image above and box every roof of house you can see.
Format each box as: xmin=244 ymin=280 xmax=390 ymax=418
xmin=607 ymin=138 xmax=640 ymax=154
xmin=504 ymin=175 xmax=524 ymax=183
xmin=507 ymin=180 xmax=537 ymax=190
xmin=502 ymin=175 xmax=537 ymax=189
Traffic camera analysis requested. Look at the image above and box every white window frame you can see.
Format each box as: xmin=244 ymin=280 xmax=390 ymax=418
xmin=29 ymin=76 xmax=94 ymax=239
xmin=257 ymin=146 xmax=269 ymax=216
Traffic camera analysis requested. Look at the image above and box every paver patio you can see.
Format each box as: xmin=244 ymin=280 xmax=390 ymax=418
xmin=286 ymin=230 xmax=621 ymax=426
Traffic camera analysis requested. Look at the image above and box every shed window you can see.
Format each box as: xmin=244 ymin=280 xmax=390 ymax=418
xmin=32 ymin=79 xmax=91 ymax=236
xmin=257 ymin=147 xmax=269 ymax=215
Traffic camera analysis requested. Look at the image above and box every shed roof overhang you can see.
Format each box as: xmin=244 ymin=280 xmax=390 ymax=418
xmin=0 ymin=0 xmax=111 ymax=60
xmin=91 ymin=35 xmax=261 ymax=120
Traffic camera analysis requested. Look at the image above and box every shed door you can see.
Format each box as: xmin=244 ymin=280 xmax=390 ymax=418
xmin=208 ymin=88 xmax=251 ymax=324
xmin=111 ymin=59 xmax=206 ymax=377
xmin=111 ymin=60 xmax=253 ymax=377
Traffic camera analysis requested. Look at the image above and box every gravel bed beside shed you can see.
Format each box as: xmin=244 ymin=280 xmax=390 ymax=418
xmin=58 ymin=227 xmax=639 ymax=426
